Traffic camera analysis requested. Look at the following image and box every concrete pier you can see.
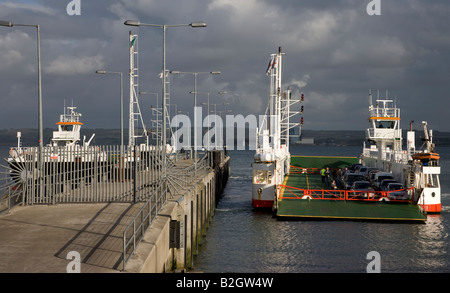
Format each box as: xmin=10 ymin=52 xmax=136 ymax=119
xmin=0 ymin=152 xmax=230 ymax=273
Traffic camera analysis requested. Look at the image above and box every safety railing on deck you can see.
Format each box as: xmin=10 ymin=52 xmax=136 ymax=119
xmin=279 ymin=184 xmax=414 ymax=203
xmin=121 ymin=151 xmax=213 ymax=271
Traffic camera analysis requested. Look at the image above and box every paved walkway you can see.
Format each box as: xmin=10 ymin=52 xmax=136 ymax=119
xmin=0 ymin=158 xmax=210 ymax=273
xmin=0 ymin=202 xmax=145 ymax=273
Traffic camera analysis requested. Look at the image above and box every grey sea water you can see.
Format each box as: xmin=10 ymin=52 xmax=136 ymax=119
xmin=194 ymin=145 xmax=450 ymax=273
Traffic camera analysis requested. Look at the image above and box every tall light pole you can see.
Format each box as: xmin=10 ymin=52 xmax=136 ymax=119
xmin=210 ymin=102 xmax=230 ymax=149
xmin=217 ymin=109 xmax=232 ymax=150
xmin=0 ymin=21 xmax=43 ymax=151
xmin=177 ymin=110 xmax=190 ymax=151
xmin=139 ymin=91 xmax=159 ymax=146
xmin=1 ymin=20 xmax=43 ymax=201
xmin=192 ymin=91 xmax=226 ymax=150
xmin=96 ymin=70 xmax=123 ymax=149
xmin=124 ymin=20 xmax=207 ymax=176
xmin=170 ymin=71 xmax=221 ymax=172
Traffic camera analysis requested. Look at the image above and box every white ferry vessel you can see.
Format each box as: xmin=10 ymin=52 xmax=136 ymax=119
xmin=360 ymin=91 xmax=441 ymax=213
xmin=7 ymin=105 xmax=107 ymax=187
xmin=252 ymin=47 xmax=302 ymax=209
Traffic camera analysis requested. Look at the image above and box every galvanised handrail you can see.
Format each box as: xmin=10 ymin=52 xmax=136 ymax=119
xmin=122 ymin=181 xmax=166 ymax=271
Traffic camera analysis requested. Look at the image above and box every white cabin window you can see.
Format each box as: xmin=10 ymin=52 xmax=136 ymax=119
xmin=61 ymin=125 xmax=74 ymax=132
xmin=377 ymin=121 xmax=395 ymax=129
xmin=425 ymin=174 xmax=440 ymax=188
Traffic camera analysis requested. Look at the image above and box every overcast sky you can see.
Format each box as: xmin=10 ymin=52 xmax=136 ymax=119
xmin=1 ymin=0 xmax=449 ymax=135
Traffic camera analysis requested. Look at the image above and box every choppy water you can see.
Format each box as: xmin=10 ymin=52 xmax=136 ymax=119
xmin=194 ymin=145 xmax=450 ymax=273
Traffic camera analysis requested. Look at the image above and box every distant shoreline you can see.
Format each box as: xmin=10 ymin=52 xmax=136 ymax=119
xmin=2 ymin=128 xmax=450 ymax=147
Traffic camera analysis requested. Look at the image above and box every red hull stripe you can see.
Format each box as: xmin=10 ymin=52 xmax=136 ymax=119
xmin=252 ymin=199 xmax=273 ymax=208
xmin=421 ymin=203 xmax=441 ymax=213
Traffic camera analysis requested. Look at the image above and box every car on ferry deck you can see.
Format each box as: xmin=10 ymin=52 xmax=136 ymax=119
xmin=343 ymin=173 xmax=366 ymax=190
xmin=363 ymin=167 xmax=379 ymax=180
xmin=373 ymin=172 xmax=395 ymax=190
xmin=368 ymin=170 xmax=381 ymax=185
xmin=349 ymin=180 xmax=374 ymax=199
xmin=349 ymin=163 xmax=362 ymax=172
xmin=379 ymin=179 xmax=398 ymax=191
xmin=386 ymin=183 xmax=409 ymax=200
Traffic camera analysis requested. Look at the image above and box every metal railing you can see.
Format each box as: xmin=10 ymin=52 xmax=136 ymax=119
xmin=4 ymin=145 xmax=169 ymax=204
xmin=122 ymin=182 xmax=164 ymax=271
xmin=0 ymin=175 xmax=24 ymax=214
xmin=3 ymin=145 xmax=217 ymax=271
xmin=279 ymin=184 xmax=414 ymax=203
xmin=121 ymin=151 xmax=212 ymax=270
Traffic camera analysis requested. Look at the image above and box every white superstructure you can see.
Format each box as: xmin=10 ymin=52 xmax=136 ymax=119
xmin=252 ymin=47 xmax=303 ymax=209
xmin=360 ymin=90 xmax=441 ymax=213
xmin=8 ymin=105 xmax=103 ymax=165
xmin=51 ymin=106 xmax=94 ymax=147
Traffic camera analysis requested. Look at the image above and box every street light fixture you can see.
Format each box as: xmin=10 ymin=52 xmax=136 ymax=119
xmin=124 ymin=20 xmax=207 ymax=28
xmin=95 ymin=70 xmax=124 ymax=149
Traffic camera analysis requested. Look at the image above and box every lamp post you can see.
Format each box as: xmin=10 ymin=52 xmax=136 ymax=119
xmin=0 ymin=21 xmax=43 ymax=151
xmin=177 ymin=110 xmax=190 ymax=151
xmin=217 ymin=109 xmax=232 ymax=150
xmin=192 ymin=91 xmax=226 ymax=150
xmin=124 ymin=20 xmax=207 ymax=177
xmin=168 ymin=103 xmax=178 ymax=150
xmin=210 ymin=102 xmax=230 ymax=149
xmin=168 ymin=103 xmax=178 ymax=119
xmin=96 ymin=70 xmax=123 ymax=149
xmin=1 ymin=20 xmax=44 ymax=201
xmin=139 ymin=91 xmax=159 ymax=146
xmin=170 ymin=71 xmax=220 ymax=174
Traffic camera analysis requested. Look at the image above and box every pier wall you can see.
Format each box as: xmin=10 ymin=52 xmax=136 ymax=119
xmin=126 ymin=152 xmax=230 ymax=273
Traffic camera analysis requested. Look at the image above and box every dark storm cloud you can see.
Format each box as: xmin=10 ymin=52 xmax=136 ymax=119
xmin=0 ymin=0 xmax=449 ymax=133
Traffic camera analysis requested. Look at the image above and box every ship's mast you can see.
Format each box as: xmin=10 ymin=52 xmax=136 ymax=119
xmin=268 ymin=47 xmax=283 ymax=150
xmin=129 ymin=32 xmax=148 ymax=147
xmin=257 ymin=47 xmax=302 ymax=153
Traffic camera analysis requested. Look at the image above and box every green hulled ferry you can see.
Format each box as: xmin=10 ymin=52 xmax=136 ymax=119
xmin=252 ymin=48 xmax=433 ymax=222
xmin=275 ymin=156 xmax=427 ymax=222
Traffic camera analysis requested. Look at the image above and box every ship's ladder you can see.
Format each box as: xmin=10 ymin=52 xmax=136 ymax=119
xmin=409 ymin=172 xmax=415 ymax=187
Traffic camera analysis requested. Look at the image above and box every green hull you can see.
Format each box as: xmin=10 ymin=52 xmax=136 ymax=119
xmin=277 ymin=156 xmax=426 ymax=222
xmin=277 ymin=199 xmax=426 ymax=222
